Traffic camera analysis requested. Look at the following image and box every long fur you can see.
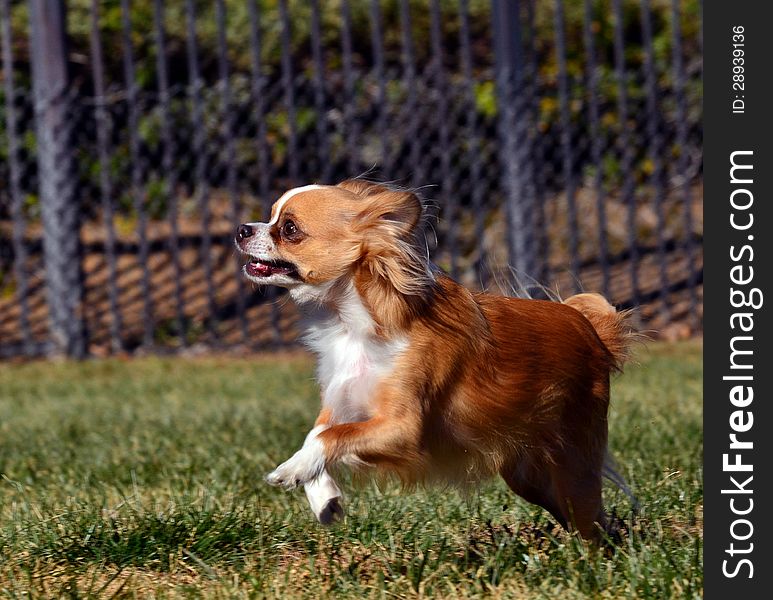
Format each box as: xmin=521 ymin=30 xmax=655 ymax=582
xmin=236 ymin=180 xmax=638 ymax=540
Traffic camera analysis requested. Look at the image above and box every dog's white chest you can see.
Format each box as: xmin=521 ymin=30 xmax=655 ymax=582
xmin=311 ymin=325 xmax=405 ymax=423
xmin=303 ymin=286 xmax=406 ymax=424
xmin=302 ymin=284 xmax=407 ymax=423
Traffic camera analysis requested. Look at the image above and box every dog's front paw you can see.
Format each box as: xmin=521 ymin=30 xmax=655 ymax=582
xmin=265 ymin=448 xmax=324 ymax=489
xmin=305 ymin=471 xmax=344 ymax=525
xmin=265 ymin=463 xmax=298 ymax=489
xmin=317 ymin=495 xmax=344 ymax=525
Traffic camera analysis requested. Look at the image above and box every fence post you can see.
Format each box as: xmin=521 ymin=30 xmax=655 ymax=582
xmin=491 ymin=0 xmax=538 ymax=284
xmin=29 ymin=0 xmax=86 ymax=358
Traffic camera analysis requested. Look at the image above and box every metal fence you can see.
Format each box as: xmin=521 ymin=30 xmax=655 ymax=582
xmin=0 ymin=0 xmax=703 ymax=359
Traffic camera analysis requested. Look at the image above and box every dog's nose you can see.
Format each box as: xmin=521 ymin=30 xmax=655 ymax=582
xmin=237 ymin=224 xmax=254 ymax=240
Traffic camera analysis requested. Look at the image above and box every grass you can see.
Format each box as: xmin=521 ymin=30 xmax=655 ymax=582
xmin=0 ymin=341 xmax=702 ymax=598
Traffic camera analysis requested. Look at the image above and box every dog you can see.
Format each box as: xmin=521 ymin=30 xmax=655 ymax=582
xmin=235 ymin=179 xmax=636 ymax=539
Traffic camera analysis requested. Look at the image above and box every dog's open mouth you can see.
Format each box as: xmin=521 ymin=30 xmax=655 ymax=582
xmin=245 ymin=257 xmax=298 ymax=278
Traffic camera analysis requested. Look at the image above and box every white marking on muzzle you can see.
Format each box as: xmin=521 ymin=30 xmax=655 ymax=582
xmin=237 ymin=222 xmax=275 ymax=258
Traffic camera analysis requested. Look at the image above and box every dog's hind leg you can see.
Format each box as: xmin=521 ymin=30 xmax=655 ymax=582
xmin=501 ymin=451 xmax=608 ymax=540
xmin=548 ymin=458 xmax=608 ymax=540
xmin=500 ymin=461 xmax=568 ymax=531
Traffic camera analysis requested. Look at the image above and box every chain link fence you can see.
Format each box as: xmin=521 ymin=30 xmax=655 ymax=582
xmin=0 ymin=0 xmax=703 ymax=358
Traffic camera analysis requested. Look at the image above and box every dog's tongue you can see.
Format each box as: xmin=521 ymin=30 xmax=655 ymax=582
xmin=253 ymin=261 xmax=273 ymax=276
xmin=246 ymin=259 xmax=293 ymax=277
xmin=246 ymin=261 xmax=273 ymax=277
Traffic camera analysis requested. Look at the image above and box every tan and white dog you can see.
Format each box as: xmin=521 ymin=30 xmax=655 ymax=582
xmin=235 ymin=180 xmax=635 ymax=539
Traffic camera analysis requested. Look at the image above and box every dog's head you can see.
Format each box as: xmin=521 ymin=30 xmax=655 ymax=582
xmin=235 ymin=180 xmax=432 ymax=305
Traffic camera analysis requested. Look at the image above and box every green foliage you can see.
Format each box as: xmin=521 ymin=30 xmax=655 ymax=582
xmin=0 ymin=342 xmax=703 ymax=597
xmin=474 ymin=80 xmax=497 ymax=119
xmin=0 ymin=0 xmax=702 ymax=223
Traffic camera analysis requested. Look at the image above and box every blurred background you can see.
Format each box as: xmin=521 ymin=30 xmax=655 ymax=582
xmin=0 ymin=0 xmax=702 ymax=359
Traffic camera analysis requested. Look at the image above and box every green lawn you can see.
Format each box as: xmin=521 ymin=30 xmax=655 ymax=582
xmin=0 ymin=342 xmax=702 ymax=598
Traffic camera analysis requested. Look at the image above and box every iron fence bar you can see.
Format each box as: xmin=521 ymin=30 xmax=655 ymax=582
xmin=368 ymin=0 xmax=388 ymax=169
xmin=459 ymin=0 xmax=486 ymax=287
xmin=515 ymin=8 xmax=538 ymax=282
xmin=120 ymin=0 xmax=154 ymax=348
xmin=582 ymin=0 xmax=610 ymax=298
xmin=340 ymin=0 xmax=358 ymax=176
xmin=1 ymin=0 xmax=32 ymax=354
xmin=185 ymin=0 xmax=217 ymax=338
xmin=492 ymin=0 xmax=533 ymax=280
xmin=310 ymin=0 xmax=331 ymax=183
xmin=29 ymin=0 xmax=86 ymax=357
xmin=429 ymin=0 xmax=457 ymax=279
xmin=640 ymin=0 xmax=670 ymax=319
xmin=279 ymin=0 xmax=299 ymax=185
xmin=523 ymin=0 xmax=546 ymax=285
xmin=399 ymin=0 xmax=421 ymax=188
xmin=698 ymin=0 xmax=703 ymax=56
xmin=247 ymin=0 xmax=282 ymax=346
xmin=247 ymin=0 xmax=271 ymax=211
xmin=612 ymin=0 xmax=641 ymax=308
xmin=671 ymin=0 xmax=699 ymax=327
xmin=153 ymin=0 xmax=186 ymax=346
xmin=215 ymin=0 xmax=248 ymax=344
xmin=89 ymin=0 xmax=123 ymax=352
xmin=554 ymin=0 xmax=580 ymax=291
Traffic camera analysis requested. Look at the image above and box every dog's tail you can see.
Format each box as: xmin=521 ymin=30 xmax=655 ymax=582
xmin=563 ymin=293 xmax=636 ymax=372
xmin=566 ymin=293 xmax=640 ymax=509
xmin=603 ymin=451 xmax=640 ymax=511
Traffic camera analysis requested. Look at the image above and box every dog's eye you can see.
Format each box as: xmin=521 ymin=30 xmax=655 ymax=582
xmin=281 ymin=219 xmax=299 ymax=238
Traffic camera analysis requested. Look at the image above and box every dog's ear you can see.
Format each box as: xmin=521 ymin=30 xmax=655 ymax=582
xmin=337 ymin=179 xmax=391 ymax=197
xmin=343 ymin=187 xmax=428 ymax=297
xmin=358 ymin=192 xmax=421 ymax=236
xmin=341 ymin=183 xmax=422 ymax=237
